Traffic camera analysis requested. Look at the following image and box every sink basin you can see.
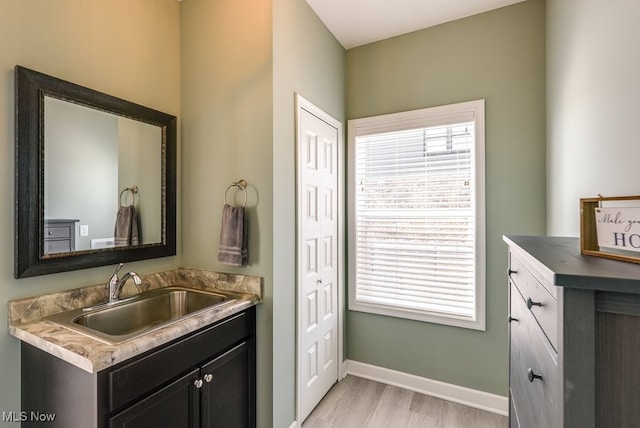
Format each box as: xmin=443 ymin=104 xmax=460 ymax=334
xmin=46 ymin=287 xmax=235 ymax=344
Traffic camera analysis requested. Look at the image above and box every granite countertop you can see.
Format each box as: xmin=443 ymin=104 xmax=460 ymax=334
xmin=8 ymin=267 xmax=262 ymax=374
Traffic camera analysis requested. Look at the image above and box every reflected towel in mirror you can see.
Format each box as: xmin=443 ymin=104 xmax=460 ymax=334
xmin=114 ymin=205 xmax=140 ymax=247
xmin=218 ymin=204 xmax=248 ymax=266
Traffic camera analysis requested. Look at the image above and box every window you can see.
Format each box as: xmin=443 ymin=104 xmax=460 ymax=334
xmin=348 ymin=100 xmax=485 ymax=330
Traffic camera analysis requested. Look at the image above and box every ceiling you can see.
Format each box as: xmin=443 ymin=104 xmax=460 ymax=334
xmin=305 ymin=0 xmax=527 ymax=49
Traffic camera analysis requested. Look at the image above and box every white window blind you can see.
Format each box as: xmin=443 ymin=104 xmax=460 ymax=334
xmin=348 ymin=100 xmax=485 ymax=330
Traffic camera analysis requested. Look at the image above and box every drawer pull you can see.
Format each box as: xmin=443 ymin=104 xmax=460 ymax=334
xmin=526 ymin=297 xmax=543 ymax=309
xmin=527 ymin=368 xmax=543 ymax=383
xmin=194 ymin=379 xmax=204 ymax=389
xmin=508 ymin=269 xmax=518 ymax=275
xmin=508 ymin=315 xmax=518 ymax=323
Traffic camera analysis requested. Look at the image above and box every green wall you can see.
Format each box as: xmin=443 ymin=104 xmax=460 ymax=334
xmin=181 ymin=0 xmax=345 ymax=426
xmin=272 ymin=0 xmax=345 ymax=425
xmin=345 ymin=0 xmax=546 ymax=395
xmin=180 ymin=0 xmax=274 ymax=425
xmin=0 ymin=1 xmax=181 ymax=424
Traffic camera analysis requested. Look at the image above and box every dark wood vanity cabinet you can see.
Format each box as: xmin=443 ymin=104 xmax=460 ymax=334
xmin=505 ymin=236 xmax=640 ymax=428
xmin=108 ymin=341 xmax=253 ymax=428
xmin=107 ymin=367 xmax=200 ymax=428
xmin=21 ymin=307 xmax=256 ymax=428
xmin=199 ymin=342 xmax=253 ymax=428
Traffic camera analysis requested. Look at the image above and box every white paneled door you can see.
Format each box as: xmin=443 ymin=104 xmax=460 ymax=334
xmin=296 ymin=95 xmax=342 ymax=424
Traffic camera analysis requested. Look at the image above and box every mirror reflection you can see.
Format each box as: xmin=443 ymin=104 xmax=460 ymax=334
xmin=44 ymin=97 xmax=162 ymax=254
xmin=15 ymin=65 xmax=176 ymax=278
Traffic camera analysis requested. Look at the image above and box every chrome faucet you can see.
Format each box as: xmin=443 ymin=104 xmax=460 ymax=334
xmin=108 ymin=263 xmax=142 ymax=303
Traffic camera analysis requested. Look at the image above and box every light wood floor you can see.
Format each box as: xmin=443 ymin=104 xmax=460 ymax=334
xmin=302 ymin=375 xmax=508 ymax=428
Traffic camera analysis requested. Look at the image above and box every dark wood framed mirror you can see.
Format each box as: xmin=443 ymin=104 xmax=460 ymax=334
xmin=15 ymin=65 xmax=176 ymax=278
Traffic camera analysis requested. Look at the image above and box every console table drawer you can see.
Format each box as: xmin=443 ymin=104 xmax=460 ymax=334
xmin=45 ymin=225 xmax=71 ymax=239
xmin=44 ymin=239 xmax=72 ymax=254
xmin=509 ymin=249 xmax=556 ymax=298
xmin=510 ymin=255 xmax=559 ymax=351
xmin=510 ymin=281 xmax=559 ymax=428
xmin=43 ymin=219 xmax=78 ymax=254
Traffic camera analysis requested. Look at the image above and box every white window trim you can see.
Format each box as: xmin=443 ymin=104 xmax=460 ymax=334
xmin=348 ymin=100 xmax=486 ymax=330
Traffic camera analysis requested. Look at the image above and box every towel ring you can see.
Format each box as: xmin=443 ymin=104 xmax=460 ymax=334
xmin=224 ymin=179 xmax=247 ymax=208
xmin=119 ymin=185 xmax=138 ymax=206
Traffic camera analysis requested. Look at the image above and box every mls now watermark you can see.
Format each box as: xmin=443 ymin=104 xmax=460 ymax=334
xmin=2 ymin=411 xmax=56 ymax=423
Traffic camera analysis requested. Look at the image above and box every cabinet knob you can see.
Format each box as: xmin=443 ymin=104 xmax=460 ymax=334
xmin=526 ymin=297 xmax=542 ymax=309
xmin=48 ymin=231 xmax=53 ymax=235
xmin=204 ymin=373 xmax=213 ymax=383
xmin=194 ymin=379 xmax=204 ymax=389
xmin=527 ymin=368 xmax=543 ymax=383
xmin=508 ymin=315 xmax=518 ymax=323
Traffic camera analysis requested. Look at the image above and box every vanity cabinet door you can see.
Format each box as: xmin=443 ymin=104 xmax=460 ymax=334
xmin=21 ymin=308 xmax=256 ymax=428
xmin=104 ymin=308 xmax=255 ymax=428
xmin=108 ymin=368 xmax=201 ymax=428
xmin=201 ymin=340 xmax=255 ymax=428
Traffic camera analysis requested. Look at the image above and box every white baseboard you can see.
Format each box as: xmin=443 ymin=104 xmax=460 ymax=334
xmin=343 ymin=359 xmax=508 ymax=416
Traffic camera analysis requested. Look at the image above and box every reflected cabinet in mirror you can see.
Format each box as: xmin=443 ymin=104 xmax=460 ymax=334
xmin=15 ymin=66 xmax=177 ymax=278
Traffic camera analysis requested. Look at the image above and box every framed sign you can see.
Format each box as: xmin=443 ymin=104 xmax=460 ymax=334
xmin=581 ymin=195 xmax=640 ymax=264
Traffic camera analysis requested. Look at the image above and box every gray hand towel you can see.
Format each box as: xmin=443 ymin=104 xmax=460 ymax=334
xmin=114 ymin=205 xmax=140 ymax=247
xmin=217 ymin=204 xmax=248 ymax=266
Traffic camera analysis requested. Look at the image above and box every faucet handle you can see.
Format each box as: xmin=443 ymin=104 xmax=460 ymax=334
xmin=108 ymin=263 xmax=125 ymax=287
xmin=112 ymin=263 xmax=124 ymax=277
xmin=125 ymin=272 xmax=143 ymax=286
